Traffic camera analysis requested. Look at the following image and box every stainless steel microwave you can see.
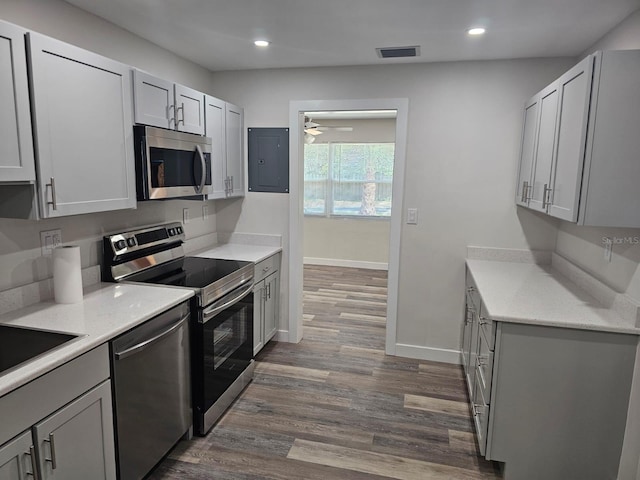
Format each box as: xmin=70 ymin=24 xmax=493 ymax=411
xmin=134 ymin=125 xmax=213 ymax=200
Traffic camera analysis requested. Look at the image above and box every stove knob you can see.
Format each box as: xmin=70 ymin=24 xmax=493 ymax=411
xmin=177 ymin=227 xmax=183 ymax=234
xmin=115 ymin=240 xmax=127 ymax=250
xmin=167 ymin=228 xmax=174 ymax=236
xmin=127 ymin=237 xmax=137 ymax=247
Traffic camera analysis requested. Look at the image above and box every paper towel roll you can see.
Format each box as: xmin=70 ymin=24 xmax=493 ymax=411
xmin=53 ymin=245 xmax=83 ymax=304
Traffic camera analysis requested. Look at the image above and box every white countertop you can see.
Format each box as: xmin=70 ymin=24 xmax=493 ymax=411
xmin=466 ymin=259 xmax=640 ymax=335
xmin=0 ymin=283 xmax=193 ymax=397
xmin=193 ymin=243 xmax=282 ymax=263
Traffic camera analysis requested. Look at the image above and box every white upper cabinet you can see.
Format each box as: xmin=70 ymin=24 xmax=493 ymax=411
xmin=133 ymin=70 xmax=174 ymax=130
xmin=205 ymin=95 xmax=227 ymax=199
xmin=0 ymin=21 xmax=35 ymax=183
xmin=547 ymin=56 xmax=593 ymax=222
xmin=205 ymin=97 xmax=245 ymax=198
xmin=134 ymin=70 xmax=205 ymax=135
xmin=515 ymin=50 xmax=640 ymax=227
xmin=515 ymin=95 xmax=539 ymax=207
xmin=27 ymin=32 xmax=136 ymax=218
xmin=225 ymin=103 xmax=245 ymax=197
xmin=528 ymin=82 xmax=559 ymax=213
xmin=175 ymin=84 xmax=205 ymax=135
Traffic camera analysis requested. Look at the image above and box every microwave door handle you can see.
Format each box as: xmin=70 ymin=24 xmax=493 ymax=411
xmin=194 ymin=144 xmax=206 ymax=194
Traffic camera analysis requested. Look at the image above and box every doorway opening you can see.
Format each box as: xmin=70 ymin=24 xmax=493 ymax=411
xmin=288 ymin=99 xmax=409 ymax=355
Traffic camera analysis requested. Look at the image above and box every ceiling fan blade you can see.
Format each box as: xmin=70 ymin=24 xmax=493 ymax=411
xmin=304 ymin=128 xmax=323 ymax=136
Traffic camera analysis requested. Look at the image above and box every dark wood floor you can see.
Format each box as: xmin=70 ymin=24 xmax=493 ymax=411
xmin=149 ymin=265 xmax=501 ymax=479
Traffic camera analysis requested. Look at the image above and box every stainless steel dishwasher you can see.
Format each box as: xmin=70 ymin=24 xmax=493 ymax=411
xmin=110 ymin=301 xmax=191 ymax=480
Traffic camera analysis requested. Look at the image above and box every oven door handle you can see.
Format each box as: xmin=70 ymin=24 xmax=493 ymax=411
xmin=194 ymin=144 xmax=206 ymax=194
xmin=202 ymin=281 xmax=254 ymax=324
xmin=114 ymin=314 xmax=189 ymax=360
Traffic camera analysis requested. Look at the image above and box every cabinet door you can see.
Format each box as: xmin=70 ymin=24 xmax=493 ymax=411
xmin=225 ymin=103 xmax=245 ymax=197
xmin=27 ymin=33 xmax=136 ymax=218
xmin=0 ymin=431 xmax=35 ymax=480
xmin=548 ymin=56 xmax=594 ymax=222
xmin=528 ymin=82 xmax=559 ymax=213
xmin=515 ymin=95 xmax=539 ymax=207
xmin=175 ymin=84 xmax=204 ymax=135
xmin=34 ymin=380 xmax=116 ymax=480
xmin=253 ymin=280 xmax=265 ymax=356
xmin=205 ymin=95 xmax=227 ymax=199
xmin=133 ymin=70 xmax=175 ymax=129
xmin=264 ymin=271 xmax=279 ymax=343
xmin=0 ymin=21 xmax=35 ymax=183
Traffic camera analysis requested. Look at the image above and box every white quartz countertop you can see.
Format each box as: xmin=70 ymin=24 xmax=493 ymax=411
xmin=0 ymin=283 xmax=193 ymax=397
xmin=193 ymin=244 xmax=282 ymax=263
xmin=466 ymin=259 xmax=640 ymax=335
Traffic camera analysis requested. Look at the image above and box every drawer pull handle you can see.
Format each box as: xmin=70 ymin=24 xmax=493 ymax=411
xmin=25 ymin=446 xmax=39 ymax=479
xmin=263 ymin=266 xmax=270 ymax=272
xmin=479 ymin=317 xmax=489 ymax=326
xmin=477 ymin=356 xmax=489 ymax=367
xmin=44 ymin=433 xmax=57 ymax=469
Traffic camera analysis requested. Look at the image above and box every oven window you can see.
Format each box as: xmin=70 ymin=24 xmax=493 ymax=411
xmin=149 ymin=147 xmax=212 ymax=188
xmin=213 ymin=313 xmax=247 ymax=369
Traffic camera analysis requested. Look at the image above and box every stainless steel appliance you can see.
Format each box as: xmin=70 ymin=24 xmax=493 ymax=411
xmin=110 ymin=301 xmax=191 ymax=480
xmin=103 ymin=222 xmax=255 ymax=438
xmin=134 ymin=125 xmax=213 ymax=200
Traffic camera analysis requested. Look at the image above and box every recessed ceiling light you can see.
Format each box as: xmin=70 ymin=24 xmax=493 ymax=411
xmin=467 ymin=27 xmax=486 ymax=36
xmin=254 ymin=40 xmax=270 ymax=47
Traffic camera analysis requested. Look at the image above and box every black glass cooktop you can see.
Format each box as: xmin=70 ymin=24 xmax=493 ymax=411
xmin=146 ymin=257 xmax=252 ymax=289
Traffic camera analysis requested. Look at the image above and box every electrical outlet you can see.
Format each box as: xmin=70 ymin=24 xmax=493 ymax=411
xmin=202 ymin=205 xmax=209 ymax=220
xmin=604 ymin=237 xmax=613 ymax=262
xmin=40 ymin=229 xmax=62 ymax=256
xmin=407 ymin=208 xmax=418 ymax=225
xmin=183 ymin=208 xmax=190 ymax=224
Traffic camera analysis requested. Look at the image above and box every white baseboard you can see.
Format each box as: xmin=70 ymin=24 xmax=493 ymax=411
xmin=275 ymin=330 xmax=290 ymax=342
xmin=394 ymin=343 xmax=462 ymax=365
xmin=304 ymin=257 xmax=388 ymax=271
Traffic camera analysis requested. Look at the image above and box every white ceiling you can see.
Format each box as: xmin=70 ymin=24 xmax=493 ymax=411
xmin=64 ymin=0 xmax=640 ymax=72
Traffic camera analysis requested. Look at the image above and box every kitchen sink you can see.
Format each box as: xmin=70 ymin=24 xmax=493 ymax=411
xmin=0 ymin=325 xmax=79 ymax=376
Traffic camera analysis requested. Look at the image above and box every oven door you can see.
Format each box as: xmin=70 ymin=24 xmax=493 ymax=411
xmin=135 ymin=125 xmax=213 ymax=200
xmin=192 ymin=281 xmax=253 ymax=432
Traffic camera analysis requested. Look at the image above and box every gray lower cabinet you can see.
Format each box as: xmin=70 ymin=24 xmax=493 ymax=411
xmin=0 ymin=345 xmax=116 ymax=480
xmin=253 ymin=253 xmax=281 ymax=355
xmin=463 ymin=271 xmax=637 ymax=479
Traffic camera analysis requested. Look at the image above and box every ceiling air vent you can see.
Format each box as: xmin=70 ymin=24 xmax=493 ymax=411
xmin=376 ymin=46 xmax=420 ymax=58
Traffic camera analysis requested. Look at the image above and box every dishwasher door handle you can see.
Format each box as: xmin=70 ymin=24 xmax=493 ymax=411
xmin=115 ymin=314 xmax=189 ymax=360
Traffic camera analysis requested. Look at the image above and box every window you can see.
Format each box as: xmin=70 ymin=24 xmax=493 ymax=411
xmin=304 ymin=143 xmax=394 ymax=217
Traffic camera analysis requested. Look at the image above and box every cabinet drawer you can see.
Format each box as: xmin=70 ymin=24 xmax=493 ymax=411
xmin=254 ymin=252 xmax=281 ymax=283
xmin=478 ymin=309 xmax=496 ymax=351
xmin=477 ymin=327 xmax=494 ymax=402
xmin=472 ymin=370 xmax=490 ymax=457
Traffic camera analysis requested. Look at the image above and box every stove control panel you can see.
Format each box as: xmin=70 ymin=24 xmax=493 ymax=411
xmin=105 ymin=222 xmax=185 ymax=257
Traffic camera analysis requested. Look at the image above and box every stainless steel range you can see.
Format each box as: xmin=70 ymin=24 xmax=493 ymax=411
xmin=103 ymin=222 xmax=255 ymax=438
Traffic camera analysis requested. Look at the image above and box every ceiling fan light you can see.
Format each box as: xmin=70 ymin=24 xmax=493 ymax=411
xmin=304 ymin=133 xmax=315 ymax=144
xmin=254 ymin=40 xmax=270 ymax=47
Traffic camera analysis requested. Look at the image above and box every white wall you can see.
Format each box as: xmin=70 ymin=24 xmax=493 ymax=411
xmin=211 ymin=58 xmax=573 ymax=358
xmin=558 ymin=8 xmax=640 ymax=480
xmin=0 ymin=0 xmax=219 ymax=292
xmin=303 ymin=118 xmax=394 ymax=266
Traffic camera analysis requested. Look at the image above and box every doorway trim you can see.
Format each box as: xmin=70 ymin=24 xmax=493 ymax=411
xmin=288 ymin=98 xmax=409 ymax=355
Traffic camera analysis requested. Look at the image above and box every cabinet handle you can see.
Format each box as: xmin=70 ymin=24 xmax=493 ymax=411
xmin=479 ymin=317 xmax=489 ymax=326
xmin=521 ymin=180 xmax=529 ymax=203
xmin=526 ymin=183 xmax=533 ymax=200
xmin=44 ymin=433 xmax=57 ymax=469
xmin=25 ymin=446 xmax=39 ymax=480
xmin=467 ymin=286 xmax=474 ymax=293
xmin=229 ymin=176 xmax=234 ymax=194
xmin=167 ymin=104 xmax=176 ymax=125
xmin=477 ymin=355 xmax=489 ymax=367
xmin=542 ymin=183 xmax=552 ymax=209
xmin=224 ymin=177 xmax=230 ymax=195
xmin=177 ymin=103 xmax=185 ymax=125
xmin=472 ymin=403 xmax=485 ymax=417
xmin=46 ymin=177 xmax=57 ymax=211
xmin=267 ymin=283 xmax=271 ymax=299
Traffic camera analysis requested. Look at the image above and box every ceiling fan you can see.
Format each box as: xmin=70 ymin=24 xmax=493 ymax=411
xmin=304 ymin=116 xmax=353 ymax=144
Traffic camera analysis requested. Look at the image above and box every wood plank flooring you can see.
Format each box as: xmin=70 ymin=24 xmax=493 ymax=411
xmin=149 ymin=265 xmax=502 ymax=479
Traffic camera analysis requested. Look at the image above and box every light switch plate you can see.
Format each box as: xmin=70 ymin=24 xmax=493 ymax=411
xmin=407 ymin=208 xmax=418 ymax=225
xmin=41 ymin=229 xmax=62 ymax=256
